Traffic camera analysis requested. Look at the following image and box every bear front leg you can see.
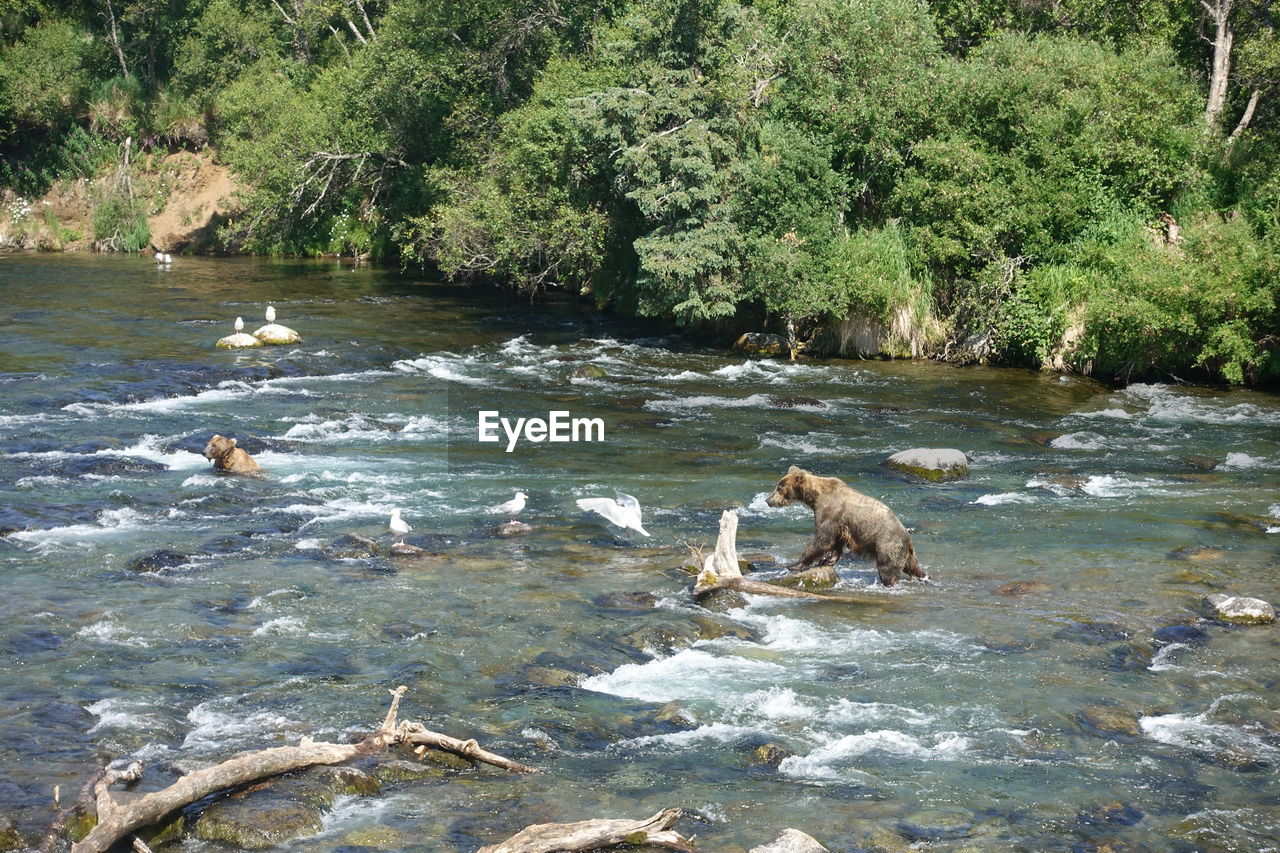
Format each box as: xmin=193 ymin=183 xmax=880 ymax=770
xmin=789 ymin=535 xmax=837 ymax=571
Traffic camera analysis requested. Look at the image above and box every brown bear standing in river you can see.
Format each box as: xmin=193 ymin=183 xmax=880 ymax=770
xmin=203 ymin=435 xmax=262 ymax=474
xmin=766 ymin=466 xmax=927 ymax=586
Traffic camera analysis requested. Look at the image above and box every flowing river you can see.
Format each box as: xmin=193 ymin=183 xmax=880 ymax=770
xmin=2 ymin=254 xmax=1278 ymax=852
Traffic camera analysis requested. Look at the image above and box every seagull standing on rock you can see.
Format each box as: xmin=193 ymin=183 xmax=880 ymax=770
xmin=388 ymin=508 xmax=411 ymax=543
xmin=576 ymin=492 xmax=650 ymax=537
xmin=234 ymin=317 xmax=244 ymax=332
xmin=491 ymin=491 xmax=528 ymax=521
xmin=265 ymin=305 xmax=277 ymax=324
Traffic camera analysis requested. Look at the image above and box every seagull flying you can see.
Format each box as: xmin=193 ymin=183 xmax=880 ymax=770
xmin=388 ymin=508 xmax=411 ymax=543
xmin=234 ymin=316 xmax=244 ymax=332
xmin=491 ymin=491 xmax=528 ymax=520
xmin=265 ymin=304 xmax=277 ymax=324
xmin=576 ymin=492 xmax=650 ymax=537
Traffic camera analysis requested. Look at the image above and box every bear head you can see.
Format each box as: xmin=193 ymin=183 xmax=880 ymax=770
xmin=766 ymin=466 xmax=815 ymax=507
xmin=203 ymin=434 xmax=237 ymax=461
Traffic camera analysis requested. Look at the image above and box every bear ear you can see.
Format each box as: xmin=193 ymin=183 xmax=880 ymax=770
xmin=229 ymin=438 xmax=237 ymax=446
xmin=787 ymin=465 xmax=804 ymax=475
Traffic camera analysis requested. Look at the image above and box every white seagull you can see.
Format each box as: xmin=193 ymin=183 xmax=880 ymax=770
xmin=163 ymin=253 xmax=172 ymax=263
xmin=265 ymin=304 xmax=277 ymax=324
xmin=576 ymin=492 xmax=650 ymax=537
xmin=388 ymin=508 xmax=411 ymax=543
xmin=491 ymin=491 xmax=528 ymax=520
xmin=234 ymin=316 xmax=244 ymax=332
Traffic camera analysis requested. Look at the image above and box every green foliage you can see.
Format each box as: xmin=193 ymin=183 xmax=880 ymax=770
xmin=0 ymin=125 xmax=116 ymax=195
xmin=93 ymin=189 xmax=151 ymax=252
xmin=0 ymin=21 xmax=103 ymax=130
xmin=87 ymin=76 xmax=147 ymax=142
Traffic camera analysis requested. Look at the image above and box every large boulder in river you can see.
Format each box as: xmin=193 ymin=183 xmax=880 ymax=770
xmin=733 ymin=332 xmax=788 ymax=357
xmin=1201 ymin=594 xmax=1275 ymax=625
xmin=252 ymin=323 xmax=301 ymax=345
xmin=216 ymin=332 xmax=263 ymax=349
xmin=885 ymin=448 xmax=971 ymax=482
xmin=750 ymin=828 xmax=829 ymax=853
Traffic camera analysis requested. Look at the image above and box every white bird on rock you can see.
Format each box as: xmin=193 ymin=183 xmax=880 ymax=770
xmin=491 ymin=491 xmax=528 ymax=520
xmin=234 ymin=316 xmax=244 ymax=332
xmin=388 ymin=508 xmax=411 ymax=543
xmin=576 ymin=492 xmax=650 ymax=537
xmin=265 ymin=305 xmax=277 ymax=324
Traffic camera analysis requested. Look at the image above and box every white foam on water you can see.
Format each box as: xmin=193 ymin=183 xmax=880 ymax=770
xmin=391 ymin=354 xmax=485 ymax=384
xmin=181 ymin=472 xmax=223 ymax=488
xmin=252 ymin=616 xmax=307 ymax=637
xmin=313 ymin=794 xmax=394 ymax=836
xmin=657 ymin=370 xmax=707 ymax=381
xmin=1125 ymin=383 xmax=1280 ymax=425
xmin=825 ymin=699 xmax=936 ymax=728
xmin=710 ymin=360 xmax=837 ymax=384
xmin=86 ymin=698 xmax=166 ymax=733
xmin=295 ymin=538 xmax=323 ymax=550
xmin=246 ymin=588 xmax=300 ymax=610
xmin=10 ymin=507 xmax=149 ymax=553
xmin=759 ymin=434 xmax=843 ymax=455
xmin=739 ymin=687 xmax=815 ymax=722
xmin=644 ymin=393 xmax=777 ymax=413
xmin=744 ymin=491 xmax=810 ymax=518
xmin=971 ymin=492 xmax=1035 ymax=506
xmin=283 ymin=414 xmax=395 ymax=443
xmin=1073 ymin=407 xmax=1134 ymax=420
xmin=615 ymin=722 xmax=765 ymax=750
xmin=76 ymin=617 xmax=150 ymax=648
xmin=1222 ymin=452 xmax=1266 ymax=469
xmin=1049 ymin=431 xmax=1108 ymax=450
xmin=1080 ymin=475 xmax=1170 ymax=498
xmin=14 ymin=475 xmax=69 ymax=489
xmin=580 ymin=647 xmax=788 ymax=704
xmin=780 ymin=730 xmax=971 ymax=779
xmin=182 ymin=696 xmax=301 ymax=752
xmin=1140 ymin=709 xmax=1278 ymax=762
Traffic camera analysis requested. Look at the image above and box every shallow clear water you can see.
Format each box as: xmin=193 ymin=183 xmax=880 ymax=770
xmin=1 ymin=253 xmax=1278 ymax=852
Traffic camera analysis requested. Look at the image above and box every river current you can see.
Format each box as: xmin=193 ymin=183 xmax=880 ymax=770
xmin=1 ymin=254 xmax=1278 ymax=851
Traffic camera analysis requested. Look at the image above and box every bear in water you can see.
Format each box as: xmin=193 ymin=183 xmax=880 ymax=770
xmin=203 ymin=435 xmax=262 ymax=474
xmin=765 ymin=465 xmax=927 ymax=586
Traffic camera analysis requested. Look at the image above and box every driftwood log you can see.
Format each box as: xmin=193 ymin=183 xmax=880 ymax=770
xmin=477 ymin=808 xmax=696 ymax=853
xmin=67 ymin=686 xmax=534 ymax=853
xmin=693 ymin=511 xmax=887 ymax=605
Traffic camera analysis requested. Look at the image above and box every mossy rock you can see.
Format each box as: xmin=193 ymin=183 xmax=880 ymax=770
xmin=733 ymin=332 xmax=788 ymax=356
xmin=572 ymin=364 xmax=607 ymax=379
xmin=525 ymin=665 xmax=580 ymax=687
xmin=842 ymin=819 xmax=912 ymax=853
xmin=327 ymin=533 xmax=379 ymax=558
xmin=1079 ymin=704 xmax=1141 ymax=736
xmin=216 ymin=332 xmax=263 ymax=349
xmin=370 ymin=758 xmax=447 ymax=784
xmin=416 ymin=746 xmax=474 ymax=770
xmin=341 ymin=825 xmax=411 ymax=848
xmin=0 ymin=815 xmax=28 ymax=852
xmin=1202 ymin=594 xmax=1276 ymax=625
xmin=749 ymin=742 xmax=796 ymax=769
xmin=193 ymin=792 xmax=323 ymax=849
xmin=773 ymin=564 xmax=837 ymax=591
xmin=993 ymin=580 xmax=1051 ymax=597
xmin=885 ymin=448 xmax=971 ymax=482
xmin=252 ymin=323 xmax=301 ymax=345
xmin=694 ymin=587 xmax=749 ymax=612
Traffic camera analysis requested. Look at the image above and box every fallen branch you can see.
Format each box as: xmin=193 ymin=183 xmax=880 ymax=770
xmin=68 ymin=687 xmax=533 ymax=853
xmin=477 ymin=808 xmax=696 ymax=853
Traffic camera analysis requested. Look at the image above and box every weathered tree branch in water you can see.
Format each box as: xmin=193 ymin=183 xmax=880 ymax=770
xmin=67 ymin=686 xmax=534 ymax=853
xmin=477 ymin=808 xmax=697 ymax=853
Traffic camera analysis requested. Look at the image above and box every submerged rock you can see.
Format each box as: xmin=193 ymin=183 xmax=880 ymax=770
xmin=898 ymin=809 xmax=974 ymax=842
xmin=749 ymin=828 xmax=828 ymax=853
xmin=327 ymin=533 xmax=379 ymax=558
xmin=774 ymin=564 xmax=837 ymax=590
xmin=696 ymin=587 xmax=749 ymax=612
xmin=1202 ymin=594 xmax=1275 ymax=625
xmin=495 ymin=521 xmax=533 ymax=537
xmin=1080 ymin=704 xmax=1141 ymax=736
xmin=733 ymin=331 xmax=788 ymax=356
xmin=843 ymin=819 xmax=912 ymax=852
xmin=1169 ymin=545 xmax=1225 ymax=562
xmin=252 ymin=323 xmax=301 ymax=345
xmin=0 ymin=814 xmax=27 ymax=852
xmin=127 ymin=549 xmax=191 ymax=573
xmin=885 ymin=448 xmax=971 ymax=481
xmin=193 ymin=790 xmax=323 ymax=849
xmin=749 ymin=743 xmax=796 ymax=769
xmin=992 ymin=580 xmax=1052 ymax=597
xmin=389 ymin=542 xmax=433 ymax=558
xmin=591 ymin=591 xmax=658 ymax=610
xmin=571 ymin=364 xmax=607 ymax=379
xmin=216 ymin=332 xmax=263 ymax=349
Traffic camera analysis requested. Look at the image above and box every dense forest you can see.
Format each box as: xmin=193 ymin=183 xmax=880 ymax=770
xmin=1 ymin=0 xmax=1278 ymax=384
